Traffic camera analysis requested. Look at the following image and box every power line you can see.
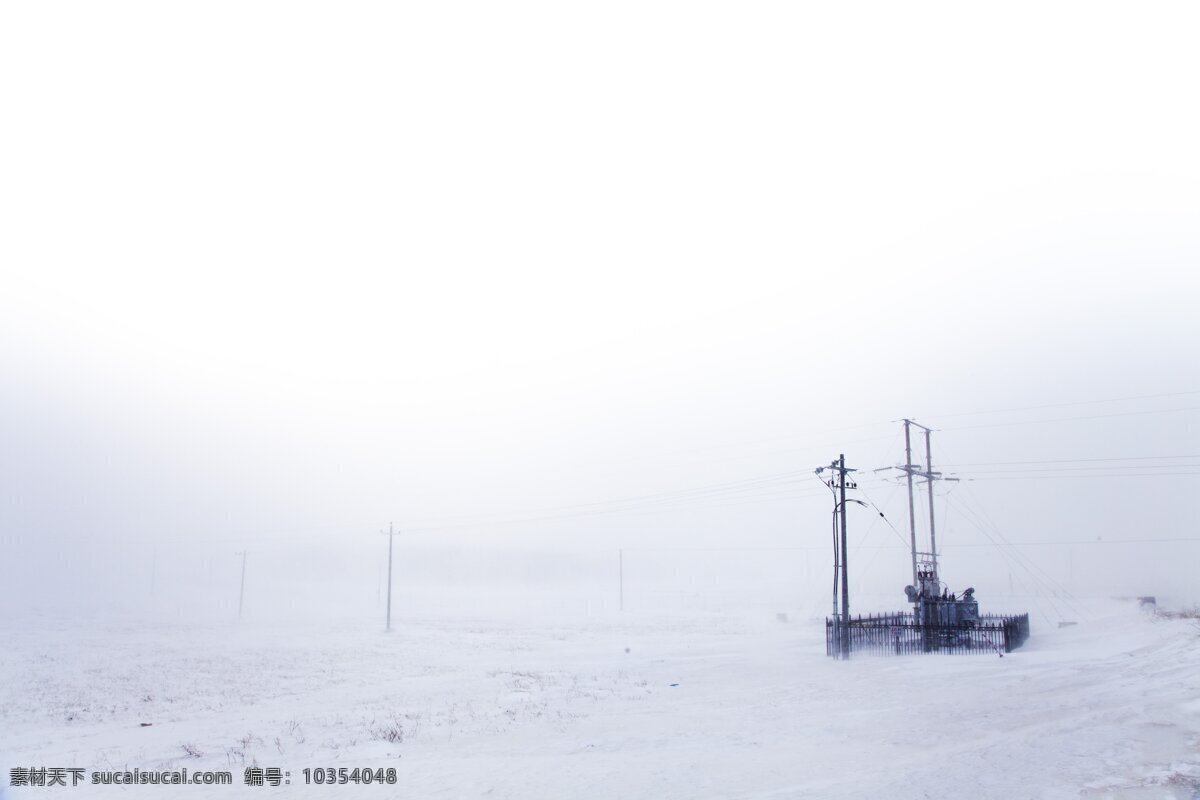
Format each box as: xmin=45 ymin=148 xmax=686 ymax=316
xmin=963 ymin=464 xmax=1200 ymax=473
xmin=943 ymin=537 xmax=1200 ymax=546
xmin=83 ymin=390 xmax=1200 ymax=548
xmin=933 ymin=438 xmax=1086 ymax=622
xmin=940 ymin=454 xmax=1200 ymax=467
xmin=925 ymin=388 xmax=1200 ymax=421
xmin=967 ymin=472 xmax=1200 ymax=480
xmin=849 ymin=483 xmax=911 ymax=584
xmin=949 ymin=466 xmax=1087 ymax=620
xmin=944 ymin=493 xmax=1074 ymax=623
xmin=661 ymin=420 xmax=897 ymax=455
xmin=401 ymin=482 xmax=834 ymax=534
xmin=401 ymin=468 xmax=815 ymax=526
xmin=943 ymin=405 xmax=1200 ymax=431
xmin=855 ymin=483 xmax=912 ymax=551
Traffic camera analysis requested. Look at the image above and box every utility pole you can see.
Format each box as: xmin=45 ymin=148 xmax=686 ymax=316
xmin=838 ymin=454 xmax=849 ymax=659
xmin=903 ymin=420 xmax=919 ymax=587
xmin=619 ymin=548 xmax=624 ymax=612
xmin=885 ymin=420 xmax=957 ymax=598
xmin=924 ymin=427 xmax=939 ymax=578
xmin=817 ymin=455 xmax=857 ymax=660
xmin=383 ymin=523 xmax=397 ymax=633
xmin=236 ymin=550 xmax=247 ymax=620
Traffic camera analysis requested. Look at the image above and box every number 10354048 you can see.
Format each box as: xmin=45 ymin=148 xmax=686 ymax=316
xmin=302 ymin=767 xmax=397 ymax=785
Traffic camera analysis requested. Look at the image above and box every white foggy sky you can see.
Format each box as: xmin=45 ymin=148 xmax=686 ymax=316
xmin=1 ymin=2 xmax=1198 ymax=610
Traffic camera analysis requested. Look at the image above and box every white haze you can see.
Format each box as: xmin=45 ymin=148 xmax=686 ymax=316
xmin=1 ymin=1 xmax=1198 ymax=625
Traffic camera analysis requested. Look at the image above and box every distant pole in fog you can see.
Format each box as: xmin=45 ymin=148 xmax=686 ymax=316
xmin=619 ymin=549 xmax=625 ymax=612
xmin=236 ymin=550 xmax=247 ymax=619
xmin=383 ymin=523 xmax=397 ymax=632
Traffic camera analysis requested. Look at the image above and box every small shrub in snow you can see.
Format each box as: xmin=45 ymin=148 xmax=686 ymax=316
xmin=369 ymin=717 xmax=405 ymax=743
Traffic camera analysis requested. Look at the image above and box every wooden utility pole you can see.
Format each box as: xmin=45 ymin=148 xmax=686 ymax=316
xmin=837 ymin=455 xmax=850 ymax=659
xmin=619 ymin=548 xmax=624 ymax=612
xmin=819 ymin=455 xmax=858 ymax=659
xmin=383 ymin=523 xmax=397 ymax=632
xmin=236 ymin=550 xmax=247 ymax=619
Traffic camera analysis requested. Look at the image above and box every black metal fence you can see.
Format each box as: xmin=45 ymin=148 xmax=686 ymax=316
xmin=826 ymin=612 xmax=1030 ymax=656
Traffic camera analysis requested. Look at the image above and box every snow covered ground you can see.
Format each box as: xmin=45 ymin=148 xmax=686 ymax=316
xmin=3 ymin=600 xmax=1199 ymax=799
